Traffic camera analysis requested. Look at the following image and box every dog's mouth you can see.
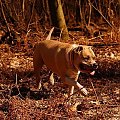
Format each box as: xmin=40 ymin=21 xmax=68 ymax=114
xmin=79 ymin=63 xmax=98 ymax=75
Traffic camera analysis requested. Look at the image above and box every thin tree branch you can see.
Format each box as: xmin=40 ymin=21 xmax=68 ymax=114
xmin=0 ymin=0 xmax=11 ymax=33
xmin=89 ymin=1 xmax=113 ymax=28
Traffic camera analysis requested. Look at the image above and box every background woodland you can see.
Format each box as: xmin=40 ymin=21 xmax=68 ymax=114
xmin=0 ymin=0 xmax=120 ymax=120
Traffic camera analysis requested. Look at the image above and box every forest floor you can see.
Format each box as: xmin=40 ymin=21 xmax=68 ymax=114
xmin=0 ymin=30 xmax=120 ymax=120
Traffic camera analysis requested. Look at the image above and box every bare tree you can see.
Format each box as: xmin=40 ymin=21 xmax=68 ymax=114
xmin=48 ymin=0 xmax=69 ymax=40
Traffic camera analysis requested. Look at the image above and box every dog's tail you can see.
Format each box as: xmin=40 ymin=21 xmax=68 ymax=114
xmin=46 ymin=27 xmax=54 ymax=40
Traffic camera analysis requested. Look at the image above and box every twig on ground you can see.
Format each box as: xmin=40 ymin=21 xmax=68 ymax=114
xmin=89 ymin=78 xmax=106 ymax=120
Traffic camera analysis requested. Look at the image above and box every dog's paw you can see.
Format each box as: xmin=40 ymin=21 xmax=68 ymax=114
xmin=80 ymin=87 xmax=88 ymax=96
xmin=49 ymin=72 xmax=54 ymax=85
xmin=30 ymin=88 xmax=40 ymax=92
xmin=38 ymin=82 xmax=42 ymax=90
xmin=30 ymin=82 xmax=42 ymax=92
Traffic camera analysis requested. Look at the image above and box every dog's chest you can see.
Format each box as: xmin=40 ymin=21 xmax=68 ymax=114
xmin=66 ymin=69 xmax=80 ymax=79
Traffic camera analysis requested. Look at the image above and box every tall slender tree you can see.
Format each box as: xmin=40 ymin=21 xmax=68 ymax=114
xmin=48 ymin=0 xmax=69 ymax=40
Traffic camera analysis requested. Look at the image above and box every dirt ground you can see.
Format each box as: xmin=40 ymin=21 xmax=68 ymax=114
xmin=0 ymin=31 xmax=120 ymax=120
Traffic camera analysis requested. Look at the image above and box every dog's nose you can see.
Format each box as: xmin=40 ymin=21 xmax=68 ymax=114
xmin=92 ymin=63 xmax=98 ymax=69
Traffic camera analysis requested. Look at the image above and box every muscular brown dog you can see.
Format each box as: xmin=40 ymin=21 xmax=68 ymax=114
xmin=33 ymin=38 xmax=98 ymax=96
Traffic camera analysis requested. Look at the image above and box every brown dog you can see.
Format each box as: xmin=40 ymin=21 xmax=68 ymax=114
xmin=33 ymin=30 xmax=97 ymax=96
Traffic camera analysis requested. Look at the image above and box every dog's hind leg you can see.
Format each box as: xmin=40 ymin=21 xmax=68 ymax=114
xmin=33 ymin=51 xmax=44 ymax=90
xmin=49 ymin=71 xmax=54 ymax=85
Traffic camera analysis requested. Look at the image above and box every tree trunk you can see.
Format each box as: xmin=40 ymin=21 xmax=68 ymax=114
xmin=48 ymin=0 xmax=69 ymax=40
xmin=118 ymin=0 xmax=120 ymax=18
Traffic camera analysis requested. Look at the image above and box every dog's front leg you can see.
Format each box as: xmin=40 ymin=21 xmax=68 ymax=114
xmin=65 ymin=77 xmax=88 ymax=96
xmin=68 ymin=77 xmax=77 ymax=96
xmin=69 ymin=74 xmax=79 ymax=96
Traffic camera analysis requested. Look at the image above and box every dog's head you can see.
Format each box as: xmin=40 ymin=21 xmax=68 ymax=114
xmin=71 ymin=45 xmax=98 ymax=75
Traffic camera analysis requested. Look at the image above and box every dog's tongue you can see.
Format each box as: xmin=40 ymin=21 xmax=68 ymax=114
xmin=90 ymin=71 xmax=95 ymax=75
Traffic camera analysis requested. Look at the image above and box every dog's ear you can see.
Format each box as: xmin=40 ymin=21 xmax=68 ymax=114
xmin=73 ymin=46 xmax=83 ymax=53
